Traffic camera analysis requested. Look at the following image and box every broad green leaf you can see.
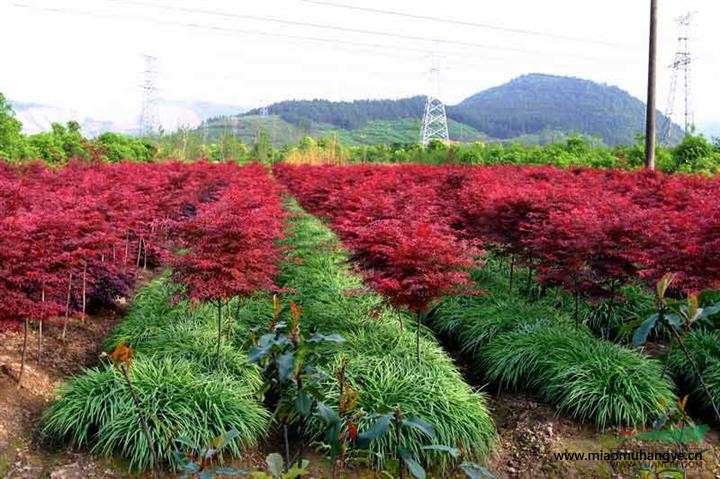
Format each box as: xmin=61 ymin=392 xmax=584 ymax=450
xmin=356 ymin=414 xmax=392 ymax=448
xmin=278 ymin=352 xmax=294 ymax=383
xmin=295 ymin=390 xmax=313 ymax=417
xmin=266 ymin=452 xmax=284 ymax=478
xmin=665 ymin=313 xmax=682 ymax=330
xmin=421 ymin=444 xmax=460 ymax=458
xmin=248 ymin=344 xmax=272 ymax=363
xmin=632 ymin=313 xmax=659 ymax=347
xmin=213 ymin=428 xmax=240 ymax=449
xmin=316 ymin=402 xmax=341 ymax=425
xmin=460 ymin=462 xmax=496 ymax=479
xmin=286 ymin=461 xmax=310 ymax=479
xmin=214 ymin=466 xmax=250 ymax=476
xmin=402 ymin=416 xmax=436 ymax=439
xmin=402 ymin=455 xmax=426 ymax=479
xmin=307 ymin=333 xmax=345 ymax=343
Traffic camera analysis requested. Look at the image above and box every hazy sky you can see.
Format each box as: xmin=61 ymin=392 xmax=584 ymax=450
xmin=1 ymin=0 xmax=718 ymax=130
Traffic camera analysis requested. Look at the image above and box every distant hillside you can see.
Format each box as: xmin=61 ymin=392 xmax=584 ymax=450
xmin=244 ymin=97 xmax=425 ymax=130
xmin=203 ymin=115 xmax=486 ymax=147
xmin=448 ymin=74 xmax=683 ymax=146
xmin=205 ymin=73 xmax=686 ymax=147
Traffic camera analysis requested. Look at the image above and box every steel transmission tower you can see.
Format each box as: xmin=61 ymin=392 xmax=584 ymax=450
xmin=661 ymin=12 xmax=693 ymax=144
xmin=140 ymin=54 xmax=159 ymax=136
xmin=420 ymin=60 xmax=449 ymax=146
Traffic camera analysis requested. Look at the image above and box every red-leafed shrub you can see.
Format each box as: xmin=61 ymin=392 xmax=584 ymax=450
xmin=1 ymin=161 xmax=285 ymax=383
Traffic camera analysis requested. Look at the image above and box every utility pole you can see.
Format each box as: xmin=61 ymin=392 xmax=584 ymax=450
xmin=644 ymin=0 xmax=658 ymax=169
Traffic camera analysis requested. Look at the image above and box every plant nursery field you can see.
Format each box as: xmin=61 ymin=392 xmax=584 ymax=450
xmin=1 ymin=161 xmax=720 ymax=478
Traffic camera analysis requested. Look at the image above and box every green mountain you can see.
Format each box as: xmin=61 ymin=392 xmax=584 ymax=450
xmin=448 ymin=74 xmax=683 ymax=146
xmin=203 ymin=74 xmax=683 ymax=147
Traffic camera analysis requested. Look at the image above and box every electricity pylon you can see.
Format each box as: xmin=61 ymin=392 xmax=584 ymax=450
xmin=140 ymin=54 xmax=158 ymax=136
xmin=419 ymin=58 xmax=449 ymax=146
xmin=661 ymin=12 xmax=693 ymax=145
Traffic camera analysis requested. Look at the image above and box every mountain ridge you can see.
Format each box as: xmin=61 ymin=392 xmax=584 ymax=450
xmin=219 ymin=73 xmax=684 ymax=146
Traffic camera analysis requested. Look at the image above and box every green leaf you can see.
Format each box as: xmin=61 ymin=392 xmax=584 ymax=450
xmin=174 ymin=435 xmax=197 ymax=451
xmin=214 ymin=466 xmax=249 ymax=476
xmin=248 ymin=344 xmax=273 ymax=363
xmin=213 ymin=428 xmax=240 ymax=449
xmin=307 ymin=333 xmax=345 ymax=343
xmin=654 ymin=468 xmax=688 ymax=479
xmin=421 ymin=444 xmax=460 ymax=458
xmin=295 ymin=390 xmax=313 ymax=417
xmin=356 ymin=414 xmax=392 ymax=449
xmin=285 ymin=461 xmax=310 ymax=479
xmin=266 ymin=452 xmax=284 ymax=478
xmin=401 ymin=416 xmax=436 ymax=439
xmin=665 ymin=313 xmax=682 ymax=330
xmin=316 ymin=402 xmax=341 ymax=425
xmin=460 ymin=462 xmax=496 ymax=479
xmin=401 ymin=455 xmax=426 ymax=479
xmin=632 ymin=313 xmax=659 ymax=347
xmin=278 ymin=352 xmax=295 ymax=383
xmin=250 ymin=473 xmax=271 ymax=479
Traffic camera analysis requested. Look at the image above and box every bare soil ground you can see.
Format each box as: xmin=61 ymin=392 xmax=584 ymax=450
xmin=1 ymin=315 xmax=719 ymax=478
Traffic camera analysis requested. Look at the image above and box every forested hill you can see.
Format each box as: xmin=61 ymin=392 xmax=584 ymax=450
xmin=244 ymin=97 xmax=425 ymax=130
xmin=449 ymin=74 xmax=683 ymax=146
xmin=222 ymin=74 xmax=683 ymax=146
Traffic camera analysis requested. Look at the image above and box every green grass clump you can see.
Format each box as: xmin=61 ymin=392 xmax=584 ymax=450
xmin=45 ymin=275 xmax=268 ymax=471
xmin=242 ymin=200 xmax=495 ymax=468
xmin=482 ymin=324 xmax=676 ymax=428
xmin=430 ymin=263 xmax=676 ymax=429
xmin=667 ymin=329 xmax=720 ymax=415
xmin=43 ymin=357 xmax=269 ymax=471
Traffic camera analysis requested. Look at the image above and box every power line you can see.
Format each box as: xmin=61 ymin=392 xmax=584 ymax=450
xmin=93 ymin=0 xmax=570 ymax=57
xmin=11 ymin=2 xmax=454 ymax=58
xmin=301 ymin=0 xmax=624 ymax=47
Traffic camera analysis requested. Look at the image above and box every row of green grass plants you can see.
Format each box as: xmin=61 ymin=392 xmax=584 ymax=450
xmin=237 ymin=200 xmax=495 ymax=470
xmin=43 ymin=276 xmax=269 ymax=471
xmin=428 ymin=262 xmax=677 ymax=429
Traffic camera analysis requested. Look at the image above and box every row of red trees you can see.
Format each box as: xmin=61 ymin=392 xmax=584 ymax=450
xmin=275 ymin=164 xmax=720 ymax=313
xmin=1 ymin=161 xmax=284 ymax=383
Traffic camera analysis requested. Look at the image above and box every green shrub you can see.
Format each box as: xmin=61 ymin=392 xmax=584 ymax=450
xmin=482 ymin=324 xmax=676 ymax=428
xmin=667 ymin=329 xmax=720 ymax=414
xmin=43 ymin=357 xmax=269 ymax=471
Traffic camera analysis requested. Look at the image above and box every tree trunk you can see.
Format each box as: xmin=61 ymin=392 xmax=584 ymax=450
xmin=37 ymin=319 xmax=43 ymax=365
xmin=62 ymin=272 xmax=73 ymax=341
xmin=415 ymin=311 xmax=422 ymax=361
xmin=124 ymin=232 xmax=130 ymax=266
xmin=143 ymin=241 xmax=148 ymax=270
xmin=18 ymin=318 xmax=29 ymax=386
xmin=283 ymin=423 xmax=291 ymax=473
xmin=670 ymin=328 xmax=720 ymax=423
xmin=509 ymin=254 xmax=515 ymax=292
xmin=216 ymin=301 xmax=223 ymax=369
xmin=82 ymin=262 xmax=87 ymax=322
xmin=136 ymin=238 xmax=143 ymax=268
xmin=38 ymin=285 xmax=45 ymax=365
